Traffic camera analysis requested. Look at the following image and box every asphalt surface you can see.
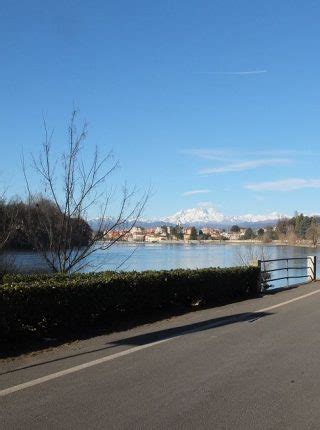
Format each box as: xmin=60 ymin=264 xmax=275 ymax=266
xmin=2 ymin=282 xmax=320 ymax=429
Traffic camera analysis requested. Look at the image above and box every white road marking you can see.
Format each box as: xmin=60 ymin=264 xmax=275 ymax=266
xmin=255 ymin=289 xmax=320 ymax=313
xmin=0 ymin=337 xmax=174 ymax=398
xmin=1 ymin=287 xmax=320 ymax=398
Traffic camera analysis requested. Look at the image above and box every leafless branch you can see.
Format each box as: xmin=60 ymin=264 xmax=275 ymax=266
xmin=23 ymin=110 xmax=149 ymax=273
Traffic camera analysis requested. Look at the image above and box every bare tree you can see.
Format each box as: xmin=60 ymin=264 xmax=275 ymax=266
xmin=236 ymin=245 xmax=271 ymax=291
xmin=0 ymin=191 xmax=18 ymax=275
xmin=0 ymin=199 xmax=12 ymax=252
xmin=286 ymin=225 xmax=297 ymax=245
xmin=23 ymin=110 xmax=149 ymax=273
xmin=306 ymin=222 xmax=320 ymax=246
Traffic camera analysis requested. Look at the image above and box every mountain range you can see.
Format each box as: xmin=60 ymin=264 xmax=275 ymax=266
xmin=161 ymin=207 xmax=284 ymax=226
xmin=89 ymin=207 xmax=287 ymax=230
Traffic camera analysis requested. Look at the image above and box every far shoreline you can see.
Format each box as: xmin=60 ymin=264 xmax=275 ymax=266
xmin=113 ymin=239 xmax=318 ymax=249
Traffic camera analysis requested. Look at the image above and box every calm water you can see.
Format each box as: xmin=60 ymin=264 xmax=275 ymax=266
xmin=5 ymin=242 xmax=319 ymax=289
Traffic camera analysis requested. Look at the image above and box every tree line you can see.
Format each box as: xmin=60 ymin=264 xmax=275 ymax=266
xmin=0 ymin=198 xmax=92 ymax=251
xmin=275 ymin=213 xmax=320 ymax=245
xmin=230 ymin=213 xmax=320 ymax=245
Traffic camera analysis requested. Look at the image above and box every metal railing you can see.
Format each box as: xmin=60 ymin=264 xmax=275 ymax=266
xmin=257 ymin=255 xmax=317 ymax=291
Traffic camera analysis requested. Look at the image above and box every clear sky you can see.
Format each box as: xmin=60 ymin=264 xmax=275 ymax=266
xmin=1 ymin=1 xmax=320 ymax=218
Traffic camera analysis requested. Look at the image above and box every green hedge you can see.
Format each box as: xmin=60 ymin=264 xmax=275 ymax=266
xmin=0 ymin=266 xmax=260 ymax=341
xmin=2 ymin=271 xmax=115 ymax=284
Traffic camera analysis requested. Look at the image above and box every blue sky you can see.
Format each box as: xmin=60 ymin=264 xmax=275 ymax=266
xmin=1 ymin=1 xmax=320 ymax=218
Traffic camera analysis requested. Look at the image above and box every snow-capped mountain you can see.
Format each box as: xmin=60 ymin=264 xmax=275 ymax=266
xmin=162 ymin=207 xmax=284 ymax=226
xmin=88 ymin=207 xmax=287 ymax=230
xmin=163 ymin=207 xmax=225 ymax=224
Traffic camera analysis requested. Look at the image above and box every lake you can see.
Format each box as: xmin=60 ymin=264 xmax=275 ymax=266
xmin=5 ymin=242 xmax=319 ymax=289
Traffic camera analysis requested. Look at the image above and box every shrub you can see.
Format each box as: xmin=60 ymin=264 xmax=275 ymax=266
xmin=0 ymin=266 xmax=260 ymax=342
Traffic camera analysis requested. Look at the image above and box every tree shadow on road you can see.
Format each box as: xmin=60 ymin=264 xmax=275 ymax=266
xmin=0 ymin=311 xmax=272 ymax=375
xmin=108 ymin=311 xmax=272 ymax=347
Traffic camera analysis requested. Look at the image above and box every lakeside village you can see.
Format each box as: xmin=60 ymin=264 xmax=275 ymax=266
xmin=104 ymin=213 xmax=320 ymax=245
xmin=104 ymin=225 xmax=276 ymax=243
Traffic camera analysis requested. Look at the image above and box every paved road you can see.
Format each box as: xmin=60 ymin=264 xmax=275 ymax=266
xmin=2 ymin=282 xmax=320 ymax=429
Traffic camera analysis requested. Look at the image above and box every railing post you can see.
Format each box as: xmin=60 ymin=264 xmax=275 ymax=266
xmin=257 ymin=259 xmax=262 ymax=294
xmin=250 ymin=259 xmax=262 ymax=294
xmin=307 ymin=256 xmax=317 ymax=281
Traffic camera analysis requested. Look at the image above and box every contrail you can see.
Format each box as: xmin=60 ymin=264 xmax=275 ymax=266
xmin=199 ymin=70 xmax=267 ymax=75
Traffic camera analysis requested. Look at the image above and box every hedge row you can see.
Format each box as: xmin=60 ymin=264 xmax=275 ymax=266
xmin=2 ymin=271 xmax=115 ymax=284
xmin=0 ymin=266 xmax=260 ymax=342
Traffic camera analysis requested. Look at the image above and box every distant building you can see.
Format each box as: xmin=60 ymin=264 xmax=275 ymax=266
xmin=201 ymin=227 xmax=221 ymax=239
xmin=129 ymin=226 xmax=145 ymax=242
xmin=131 ymin=227 xmax=144 ymax=234
xmin=220 ymin=232 xmax=230 ymax=239
xmin=183 ymin=227 xmax=197 ymax=241
xmin=144 ymin=227 xmax=155 ymax=234
xmin=155 ymin=226 xmax=165 ymax=235
xmin=103 ymin=230 xmax=122 ymax=240
xmin=145 ymin=234 xmax=157 ymax=242
xmin=229 ymin=228 xmax=246 ymax=240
